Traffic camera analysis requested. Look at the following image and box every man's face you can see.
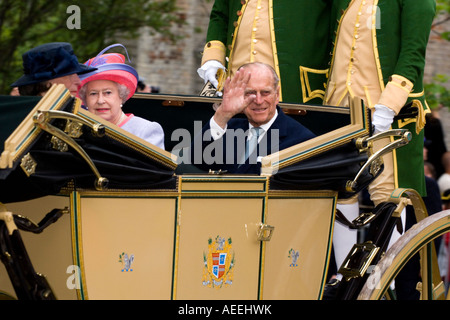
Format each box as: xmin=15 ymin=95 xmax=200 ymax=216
xmin=49 ymin=73 xmax=81 ymax=96
xmin=242 ymin=66 xmax=280 ymax=127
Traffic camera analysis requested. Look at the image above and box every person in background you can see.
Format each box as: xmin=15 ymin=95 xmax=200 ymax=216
xmin=424 ymin=161 xmax=437 ymax=180
xmin=324 ymin=0 xmax=436 ymax=299
xmin=438 ymin=152 xmax=450 ymax=196
xmin=424 ymin=108 xmax=447 ymax=179
xmin=424 ymin=142 xmax=438 ymax=179
xmin=77 ymin=44 xmax=165 ymax=149
xmin=10 ymin=42 xmax=96 ymax=97
xmin=136 ymin=78 xmax=152 ymax=93
xmin=9 ymin=87 xmax=20 ymax=96
xmin=198 ymin=0 xmax=331 ymax=105
xmin=439 ymin=189 xmax=450 ymax=287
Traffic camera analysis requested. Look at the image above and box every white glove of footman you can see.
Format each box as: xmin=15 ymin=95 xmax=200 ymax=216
xmin=372 ymin=104 xmax=395 ymax=133
xmin=197 ymin=60 xmax=225 ymax=89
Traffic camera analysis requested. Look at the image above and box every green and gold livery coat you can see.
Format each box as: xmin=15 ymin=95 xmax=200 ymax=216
xmin=328 ymin=0 xmax=436 ymax=195
xmin=202 ymin=0 xmax=332 ymax=104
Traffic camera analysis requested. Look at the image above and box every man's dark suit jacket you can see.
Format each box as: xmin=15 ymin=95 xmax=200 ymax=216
xmin=190 ymin=106 xmax=316 ymax=174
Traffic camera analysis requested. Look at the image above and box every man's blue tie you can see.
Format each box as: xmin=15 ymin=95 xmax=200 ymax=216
xmin=240 ymin=127 xmax=262 ymax=165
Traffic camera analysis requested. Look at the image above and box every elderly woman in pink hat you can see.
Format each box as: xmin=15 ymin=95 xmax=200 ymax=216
xmin=78 ymin=44 xmax=165 ymax=149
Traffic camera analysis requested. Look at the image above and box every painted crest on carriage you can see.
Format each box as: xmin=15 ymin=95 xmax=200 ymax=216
xmin=202 ymin=235 xmax=235 ymax=288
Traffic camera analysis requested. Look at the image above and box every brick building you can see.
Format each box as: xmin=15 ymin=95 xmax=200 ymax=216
xmin=122 ymin=0 xmax=211 ymax=95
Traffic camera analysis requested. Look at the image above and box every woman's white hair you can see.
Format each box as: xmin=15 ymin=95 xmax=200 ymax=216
xmin=78 ymin=81 xmax=130 ymax=104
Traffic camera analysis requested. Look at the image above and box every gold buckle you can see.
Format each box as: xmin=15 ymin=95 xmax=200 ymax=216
xmin=20 ymin=153 xmax=37 ymax=177
xmin=338 ymin=241 xmax=379 ymax=281
xmin=353 ymin=212 xmax=376 ymax=226
xmin=257 ymin=224 xmax=274 ymax=241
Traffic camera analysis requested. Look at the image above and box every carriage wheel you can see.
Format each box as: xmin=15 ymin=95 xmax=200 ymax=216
xmin=358 ymin=210 xmax=450 ymax=300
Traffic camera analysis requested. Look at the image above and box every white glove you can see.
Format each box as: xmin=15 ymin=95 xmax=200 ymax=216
xmin=372 ymin=104 xmax=395 ymax=133
xmin=197 ymin=60 xmax=225 ymax=88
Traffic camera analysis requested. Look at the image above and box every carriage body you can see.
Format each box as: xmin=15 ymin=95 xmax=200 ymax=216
xmin=3 ymin=85 xmax=443 ymax=300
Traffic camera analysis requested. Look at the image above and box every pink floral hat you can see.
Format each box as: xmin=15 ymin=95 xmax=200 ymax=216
xmin=79 ymin=44 xmax=138 ymax=101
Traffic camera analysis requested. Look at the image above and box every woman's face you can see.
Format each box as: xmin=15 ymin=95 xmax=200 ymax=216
xmin=84 ymin=80 xmax=123 ymax=124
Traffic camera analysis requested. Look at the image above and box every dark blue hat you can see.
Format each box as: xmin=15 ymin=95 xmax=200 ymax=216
xmin=11 ymin=42 xmax=97 ymax=87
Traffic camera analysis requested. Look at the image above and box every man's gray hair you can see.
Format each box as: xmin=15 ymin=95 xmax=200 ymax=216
xmin=237 ymin=62 xmax=280 ymax=88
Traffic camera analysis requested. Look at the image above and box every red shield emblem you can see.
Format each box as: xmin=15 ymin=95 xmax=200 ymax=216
xmin=212 ymin=252 xmax=227 ymax=279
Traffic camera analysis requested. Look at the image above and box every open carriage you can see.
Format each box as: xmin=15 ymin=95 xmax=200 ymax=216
xmin=0 ymin=85 xmax=448 ymax=300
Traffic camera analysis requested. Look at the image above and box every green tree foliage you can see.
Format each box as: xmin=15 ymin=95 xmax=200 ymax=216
xmin=0 ymin=0 xmax=184 ymax=94
xmin=435 ymin=0 xmax=450 ymax=41
xmin=425 ymin=74 xmax=450 ymax=110
xmin=426 ymin=0 xmax=450 ymax=109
